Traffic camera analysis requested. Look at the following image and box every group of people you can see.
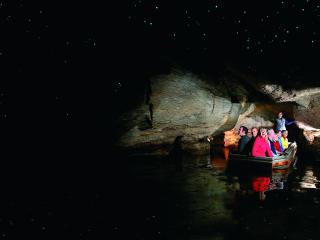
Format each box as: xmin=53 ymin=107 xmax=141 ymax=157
xmin=237 ymin=112 xmax=295 ymax=157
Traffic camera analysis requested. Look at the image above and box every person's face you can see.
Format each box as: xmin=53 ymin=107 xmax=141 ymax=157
xmin=273 ymin=134 xmax=278 ymax=141
xmin=283 ymin=131 xmax=288 ymax=138
xmin=278 ymin=112 xmax=283 ymax=118
xmin=277 ymin=131 xmax=282 ymax=137
xmin=238 ymin=127 xmax=243 ymax=136
xmin=252 ymin=128 xmax=258 ymax=137
xmin=260 ymin=129 xmax=267 ymax=138
xmin=268 ymin=129 xmax=275 ymax=140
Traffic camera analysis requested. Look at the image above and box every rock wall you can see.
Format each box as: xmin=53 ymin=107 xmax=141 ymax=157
xmin=115 ymin=66 xmax=320 ymax=156
xmin=116 ymin=68 xmax=252 ymax=155
xmin=293 ymin=94 xmax=320 ymax=152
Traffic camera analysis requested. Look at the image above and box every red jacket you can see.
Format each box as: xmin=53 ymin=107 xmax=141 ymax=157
xmin=273 ymin=141 xmax=282 ymax=152
xmin=252 ymin=136 xmax=273 ymax=157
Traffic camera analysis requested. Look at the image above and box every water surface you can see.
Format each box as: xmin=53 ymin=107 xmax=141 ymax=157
xmin=112 ymin=149 xmax=320 ymax=240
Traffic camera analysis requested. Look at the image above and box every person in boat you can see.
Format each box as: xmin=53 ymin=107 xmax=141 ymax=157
xmin=281 ymin=130 xmax=289 ymax=150
xmin=238 ymin=126 xmax=251 ymax=155
xmin=251 ymin=127 xmax=258 ymax=138
xmin=274 ymin=130 xmax=284 ymax=153
xmin=275 ymin=112 xmax=295 ymax=132
xmin=246 ymin=127 xmax=259 ymax=156
xmin=252 ymin=128 xmax=273 ymax=157
xmin=267 ymin=129 xmax=278 ymax=157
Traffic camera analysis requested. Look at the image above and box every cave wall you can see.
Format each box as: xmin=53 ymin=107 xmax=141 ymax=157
xmin=293 ymin=94 xmax=320 ymax=152
xmin=115 ymin=66 xmax=320 ymax=156
xmin=116 ymin=68 xmax=253 ymax=155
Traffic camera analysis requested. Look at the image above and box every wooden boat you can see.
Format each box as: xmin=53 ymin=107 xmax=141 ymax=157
xmin=228 ymin=141 xmax=297 ymax=170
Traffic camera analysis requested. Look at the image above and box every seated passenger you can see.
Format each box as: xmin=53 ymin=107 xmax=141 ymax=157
xmin=246 ymin=127 xmax=258 ymax=156
xmin=281 ymin=130 xmax=289 ymax=150
xmin=274 ymin=130 xmax=284 ymax=152
xmin=252 ymin=128 xmax=273 ymax=157
xmin=238 ymin=126 xmax=250 ymax=155
xmin=267 ymin=129 xmax=277 ymax=156
xmin=251 ymin=127 xmax=258 ymax=138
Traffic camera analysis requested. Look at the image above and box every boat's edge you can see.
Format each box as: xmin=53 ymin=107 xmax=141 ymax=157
xmin=228 ymin=141 xmax=297 ymax=169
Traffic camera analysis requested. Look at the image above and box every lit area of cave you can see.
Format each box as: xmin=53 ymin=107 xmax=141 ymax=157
xmin=111 ymin=65 xmax=320 ymax=239
xmin=107 ymin=2 xmax=320 ymax=239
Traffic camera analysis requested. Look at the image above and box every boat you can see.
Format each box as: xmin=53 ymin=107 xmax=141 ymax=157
xmin=227 ymin=141 xmax=298 ymax=170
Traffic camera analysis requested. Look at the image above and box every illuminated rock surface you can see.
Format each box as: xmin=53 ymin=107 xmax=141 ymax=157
xmin=115 ymin=66 xmax=320 ymax=156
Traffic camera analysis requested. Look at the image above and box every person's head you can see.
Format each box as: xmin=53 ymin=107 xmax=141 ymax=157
xmin=259 ymin=128 xmax=268 ymax=139
xmin=238 ymin=126 xmax=248 ymax=136
xmin=282 ymin=130 xmax=288 ymax=138
xmin=278 ymin=112 xmax=283 ymax=118
xmin=276 ymin=130 xmax=282 ymax=137
xmin=267 ymin=129 xmax=277 ymax=141
xmin=251 ymin=127 xmax=258 ymax=138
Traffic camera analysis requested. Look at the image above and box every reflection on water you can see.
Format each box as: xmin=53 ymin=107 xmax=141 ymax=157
xmin=225 ymin=158 xmax=295 ymax=202
xmin=121 ymin=148 xmax=320 ymax=240
xmin=292 ymin=167 xmax=320 ymax=190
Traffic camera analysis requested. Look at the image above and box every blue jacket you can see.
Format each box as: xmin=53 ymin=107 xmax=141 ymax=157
xmin=268 ymin=140 xmax=277 ymax=156
xmin=275 ymin=117 xmax=295 ymax=131
xmin=277 ymin=136 xmax=284 ymax=152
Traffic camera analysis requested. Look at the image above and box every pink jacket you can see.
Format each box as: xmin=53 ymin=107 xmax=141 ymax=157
xmin=252 ymin=136 xmax=273 ymax=157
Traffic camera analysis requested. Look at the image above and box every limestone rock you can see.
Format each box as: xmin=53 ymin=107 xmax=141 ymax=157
xmin=116 ymin=69 xmax=250 ymax=155
xmin=115 ymin=65 xmax=320 ymax=156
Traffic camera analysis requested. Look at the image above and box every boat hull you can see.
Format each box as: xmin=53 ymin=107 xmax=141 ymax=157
xmin=228 ymin=142 xmax=297 ymax=170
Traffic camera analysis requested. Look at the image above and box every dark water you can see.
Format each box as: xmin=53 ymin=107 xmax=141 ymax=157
xmin=1 ymin=131 xmax=320 ymax=240
xmin=110 ymin=149 xmax=320 ymax=240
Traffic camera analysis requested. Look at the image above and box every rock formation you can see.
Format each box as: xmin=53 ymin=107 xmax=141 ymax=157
xmin=115 ymin=65 xmax=320 ymax=156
